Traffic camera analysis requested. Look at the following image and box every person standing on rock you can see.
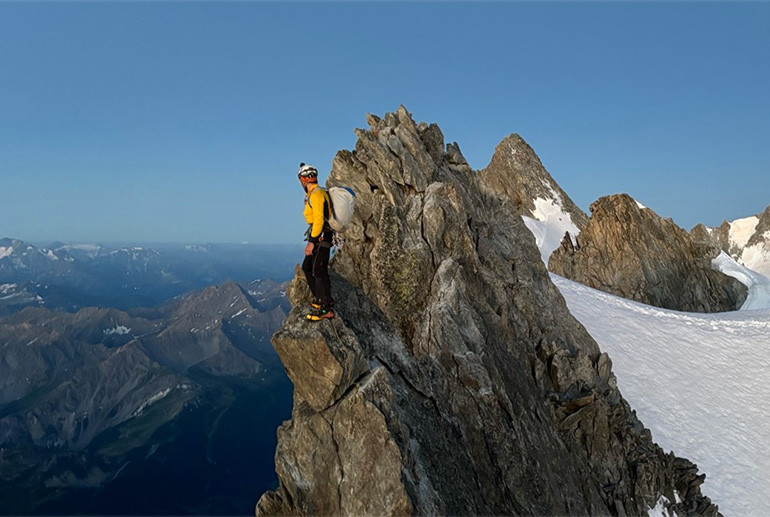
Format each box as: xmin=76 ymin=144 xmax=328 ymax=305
xmin=298 ymin=163 xmax=335 ymax=321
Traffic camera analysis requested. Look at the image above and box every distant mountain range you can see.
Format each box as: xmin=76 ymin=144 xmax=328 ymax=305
xmin=0 ymin=238 xmax=298 ymax=315
xmin=0 ymin=240 xmax=298 ymax=515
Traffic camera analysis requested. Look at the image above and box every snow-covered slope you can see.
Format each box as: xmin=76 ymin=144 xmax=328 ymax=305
xmin=728 ymin=216 xmax=759 ymax=251
xmin=553 ymin=274 xmax=770 ymax=517
xmin=713 ymin=251 xmax=770 ymax=310
xmin=521 ymin=185 xmax=581 ymax=265
xmin=739 ymin=235 xmax=770 ymax=278
xmin=695 ymin=207 xmax=770 ymax=279
xmin=723 ymin=215 xmax=770 ymax=278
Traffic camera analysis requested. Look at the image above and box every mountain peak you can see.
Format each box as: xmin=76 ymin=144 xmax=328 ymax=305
xmin=258 ymin=108 xmax=718 ymax=517
xmin=479 ymin=133 xmax=588 ymax=229
xmin=172 ymin=281 xmax=256 ymax=319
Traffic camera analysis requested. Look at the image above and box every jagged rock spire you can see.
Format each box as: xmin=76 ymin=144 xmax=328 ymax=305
xmin=257 ymin=108 xmax=719 ymax=517
xmin=480 ymin=133 xmax=589 ymax=229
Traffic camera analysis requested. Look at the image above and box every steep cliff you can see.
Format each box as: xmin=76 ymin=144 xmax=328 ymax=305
xmin=258 ymin=107 xmax=718 ymax=516
xmin=549 ymin=194 xmax=746 ymax=313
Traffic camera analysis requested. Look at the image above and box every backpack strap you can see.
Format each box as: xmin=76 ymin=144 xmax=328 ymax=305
xmin=306 ymin=187 xmax=334 ymax=234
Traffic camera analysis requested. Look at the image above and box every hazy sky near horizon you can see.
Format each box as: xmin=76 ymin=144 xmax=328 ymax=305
xmin=2 ymin=2 xmax=769 ymax=245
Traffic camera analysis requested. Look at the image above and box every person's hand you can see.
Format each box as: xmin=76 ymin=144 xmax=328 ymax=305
xmin=305 ymin=242 xmax=314 ymax=256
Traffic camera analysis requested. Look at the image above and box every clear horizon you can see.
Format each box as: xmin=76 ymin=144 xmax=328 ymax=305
xmin=2 ymin=2 xmax=769 ymax=244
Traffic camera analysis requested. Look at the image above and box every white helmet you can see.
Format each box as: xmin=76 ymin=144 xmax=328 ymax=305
xmin=297 ymin=163 xmax=318 ymax=179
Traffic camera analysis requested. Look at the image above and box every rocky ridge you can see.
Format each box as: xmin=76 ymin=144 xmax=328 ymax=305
xmin=549 ymin=194 xmax=746 ymax=313
xmin=257 ymin=107 xmax=718 ymax=516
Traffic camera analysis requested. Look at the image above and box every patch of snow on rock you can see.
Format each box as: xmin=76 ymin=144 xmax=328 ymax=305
xmin=103 ymin=325 xmax=131 ymax=336
xmin=647 ymin=494 xmax=676 ymax=517
xmin=132 ymin=388 xmax=173 ymax=417
xmin=0 ymin=283 xmax=17 ymax=294
xmin=521 ymin=186 xmax=580 ymax=265
xmin=0 ymin=246 xmax=14 ymax=260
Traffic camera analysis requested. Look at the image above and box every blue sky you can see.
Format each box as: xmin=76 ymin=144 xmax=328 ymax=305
xmin=1 ymin=2 xmax=769 ymax=245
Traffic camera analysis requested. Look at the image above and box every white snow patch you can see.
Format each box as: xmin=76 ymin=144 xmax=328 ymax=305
xmin=132 ymin=388 xmax=173 ymax=417
xmin=521 ymin=186 xmax=580 ymax=265
xmin=739 ymin=240 xmax=770 ymax=278
xmin=232 ymin=308 xmax=247 ymax=318
xmin=103 ymin=325 xmax=131 ymax=336
xmin=647 ymin=494 xmax=676 ymax=517
xmin=552 ymin=274 xmax=770 ymax=516
xmin=0 ymin=247 xmax=13 ymax=259
xmin=0 ymin=283 xmax=17 ymax=294
xmin=635 ymin=200 xmax=647 ymax=210
xmin=44 ymin=249 xmax=58 ymax=260
xmin=713 ymin=251 xmax=770 ymax=310
xmin=728 ymin=216 xmax=759 ymax=250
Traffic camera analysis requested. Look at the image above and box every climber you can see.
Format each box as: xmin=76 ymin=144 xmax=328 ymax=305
xmin=298 ymin=163 xmax=335 ymax=321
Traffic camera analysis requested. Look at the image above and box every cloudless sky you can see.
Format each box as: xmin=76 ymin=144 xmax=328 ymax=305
xmin=1 ymin=2 xmax=769 ymax=245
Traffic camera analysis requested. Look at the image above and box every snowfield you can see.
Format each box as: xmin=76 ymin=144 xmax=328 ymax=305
xmin=521 ymin=199 xmax=770 ymax=515
xmin=520 ymin=184 xmax=580 ymax=264
xmin=728 ymin=216 xmax=759 ymax=251
xmin=552 ymin=274 xmax=770 ymax=517
xmin=713 ymin=251 xmax=770 ymax=311
xmin=723 ymin=215 xmax=770 ymax=277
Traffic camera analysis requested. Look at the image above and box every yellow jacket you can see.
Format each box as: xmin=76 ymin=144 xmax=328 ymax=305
xmin=303 ymin=183 xmax=331 ymax=243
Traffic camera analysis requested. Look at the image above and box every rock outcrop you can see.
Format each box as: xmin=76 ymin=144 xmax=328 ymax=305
xmin=258 ymin=107 xmax=719 ymax=516
xmin=549 ymin=194 xmax=746 ymax=313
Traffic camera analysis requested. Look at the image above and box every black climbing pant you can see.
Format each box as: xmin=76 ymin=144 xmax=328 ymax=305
xmin=302 ymin=233 xmax=334 ymax=308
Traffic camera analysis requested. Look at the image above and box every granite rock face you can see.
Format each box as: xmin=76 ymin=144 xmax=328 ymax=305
xmin=549 ymin=194 xmax=746 ymax=313
xmin=257 ymin=107 xmax=719 ymax=516
xmin=479 ymin=133 xmax=588 ymax=228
